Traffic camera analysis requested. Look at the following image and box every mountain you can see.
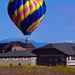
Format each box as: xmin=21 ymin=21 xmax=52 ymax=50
xmin=0 ymin=38 xmax=47 ymax=48
xmin=0 ymin=38 xmax=25 ymax=43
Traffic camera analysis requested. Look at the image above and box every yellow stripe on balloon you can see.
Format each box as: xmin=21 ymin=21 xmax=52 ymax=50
xmin=12 ymin=10 xmax=17 ymax=24
xmin=13 ymin=10 xmax=17 ymax=17
xmin=29 ymin=0 xmax=36 ymax=15
xmin=29 ymin=0 xmax=43 ymax=14
xmin=12 ymin=5 xmax=24 ymax=26
xmin=23 ymin=1 xmax=30 ymax=19
xmin=18 ymin=0 xmax=43 ymax=18
xmin=12 ymin=11 xmax=17 ymax=24
xmin=13 ymin=4 xmax=24 ymax=17
xmin=12 ymin=1 xmax=30 ymax=23
xmin=12 ymin=0 xmax=44 ymax=26
xmin=38 ymin=0 xmax=43 ymax=6
xmin=17 ymin=4 xmax=24 ymax=25
xmin=27 ymin=15 xmax=45 ymax=32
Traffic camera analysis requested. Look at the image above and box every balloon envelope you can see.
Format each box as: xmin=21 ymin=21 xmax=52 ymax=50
xmin=8 ymin=0 xmax=46 ymax=35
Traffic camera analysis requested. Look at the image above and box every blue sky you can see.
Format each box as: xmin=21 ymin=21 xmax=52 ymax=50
xmin=0 ymin=0 xmax=75 ymax=43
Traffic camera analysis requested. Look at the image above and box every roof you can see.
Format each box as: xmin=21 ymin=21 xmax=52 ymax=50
xmin=10 ymin=41 xmax=36 ymax=48
xmin=0 ymin=43 xmax=8 ymax=50
xmin=53 ymin=43 xmax=75 ymax=55
xmin=10 ymin=42 xmax=35 ymax=49
xmin=0 ymin=51 xmax=36 ymax=58
xmin=34 ymin=43 xmax=75 ymax=56
xmin=0 ymin=41 xmax=36 ymax=51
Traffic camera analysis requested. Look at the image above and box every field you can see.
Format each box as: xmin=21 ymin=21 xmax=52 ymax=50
xmin=0 ymin=65 xmax=75 ymax=75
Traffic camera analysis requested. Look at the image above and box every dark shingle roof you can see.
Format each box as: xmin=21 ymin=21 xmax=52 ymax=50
xmin=0 ymin=51 xmax=36 ymax=58
xmin=53 ymin=43 xmax=75 ymax=55
xmin=37 ymin=43 xmax=75 ymax=55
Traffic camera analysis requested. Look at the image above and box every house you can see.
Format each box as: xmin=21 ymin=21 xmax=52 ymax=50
xmin=11 ymin=42 xmax=36 ymax=51
xmin=0 ymin=41 xmax=36 ymax=52
xmin=0 ymin=42 xmax=37 ymax=66
xmin=0 ymin=43 xmax=8 ymax=53
xmin=1 ymin=42 xmax=75 ymax=66
xmin=0 ymin=50 xmax=37 ymax=66
xmin=32 ymin=43 xmax=75 ymax=66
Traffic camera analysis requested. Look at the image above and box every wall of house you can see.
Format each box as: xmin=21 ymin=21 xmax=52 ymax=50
xmin=66 ymin=56 xmax=75 ymax=66
xmin=12 ymin=46 xmax=27 ymax=51
xmin=33 ymin=48 xmax=67 ymax=66
xmin=37 ymin=55 xmax=66 ymax=66
xmin=0 ymin=57 xmax=37 ymax=66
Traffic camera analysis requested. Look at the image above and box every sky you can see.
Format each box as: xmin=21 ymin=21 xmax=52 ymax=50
xmin=1 ymin=0 xmax=75 ymax=43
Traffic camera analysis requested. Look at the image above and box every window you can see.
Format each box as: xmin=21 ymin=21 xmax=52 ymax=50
xmin=71 ymin=57 xmax=75 ymax=60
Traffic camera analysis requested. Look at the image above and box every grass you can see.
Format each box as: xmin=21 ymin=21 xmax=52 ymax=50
xmin=0 ymin=64 xmax=75 ymax=73
xmin=0 ymin=65 xmax=74 ymax=75
xmin=48 ymin=65 xmax=75 ymax=72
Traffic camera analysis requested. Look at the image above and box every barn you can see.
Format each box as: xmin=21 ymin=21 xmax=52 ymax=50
xmin=1 ymin=42 xmax=75 ymax=66
xmin=0 ymin=50 xmax=37 ymax=66
xmin=32 ymin=43 xmax=75 ymax=66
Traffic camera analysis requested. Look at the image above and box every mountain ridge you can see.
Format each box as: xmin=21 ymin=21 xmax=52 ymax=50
xmin=0 ymin=38 xmax=47 ymax=48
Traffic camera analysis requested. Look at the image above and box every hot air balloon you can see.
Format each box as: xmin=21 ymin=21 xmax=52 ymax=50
xmin=8 ymin=0 xmax=46 ymax=35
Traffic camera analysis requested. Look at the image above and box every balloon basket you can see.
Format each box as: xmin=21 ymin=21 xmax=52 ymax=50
xmin=24 ymin=35 xmax=31 ymax=44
